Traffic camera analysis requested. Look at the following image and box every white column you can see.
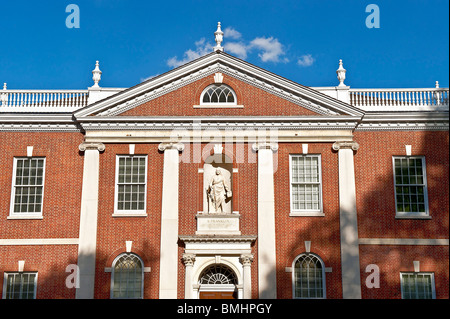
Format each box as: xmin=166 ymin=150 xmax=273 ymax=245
xmin=252 ymin=142 xmax=278 ymax=299
xmin=76 ymin=142 xmax=105 ymax=299
xmin=182 ymin=254 xmax=196 ymax=299
xmin=158 ymin=142 xmax=184 ymax=299
xmin=332 ymin=141 xmax=362 ymax=299
xmin=240 ymin=254 xmax=254 ymax=299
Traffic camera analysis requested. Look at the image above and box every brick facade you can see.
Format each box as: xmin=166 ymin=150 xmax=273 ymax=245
xmin=0 ymin=53 xmax=448 ymax=300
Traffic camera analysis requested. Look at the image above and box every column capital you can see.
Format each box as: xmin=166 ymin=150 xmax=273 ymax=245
xmin=158 ymin=142 xmax=185 ymax=152
xmin=332 ymin=141 xmax=359 ymax=151
xmin=239 ymin=254 xmax=254 ymax=267
xmin=79 ymin=142 xmax=105 ymax=152
xmin=252 ymin=142 xmax=279 ymax=152
xmin=182 ymin=254 xmax=196 ymax=266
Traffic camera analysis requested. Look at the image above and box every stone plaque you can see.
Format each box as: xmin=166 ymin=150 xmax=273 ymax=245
xmin=196 ymin=214 xmax=241 ymax=235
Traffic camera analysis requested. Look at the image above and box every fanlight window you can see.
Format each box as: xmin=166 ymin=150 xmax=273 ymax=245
xmin=293 ymin=254 xmax=325 ymax=299
xmin=111 ymin=253 xmax=144 ymax=299
xmin=199 ymin=264 xmax=238 ymax=285
xmin=201 ymin=84 xmax=237 ymax=105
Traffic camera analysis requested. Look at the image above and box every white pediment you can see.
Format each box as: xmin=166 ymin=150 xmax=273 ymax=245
xmin=74 ymin=51 xmax=364 ymax=120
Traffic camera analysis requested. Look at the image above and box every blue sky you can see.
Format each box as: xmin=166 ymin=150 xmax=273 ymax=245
xmin=0 ymin=0 xmax=448 ymax=90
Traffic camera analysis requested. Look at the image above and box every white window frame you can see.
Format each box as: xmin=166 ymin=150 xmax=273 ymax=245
xmin=2 ymin=272 xmax=38 ymax=299
xmin=9 ymin=157 xmax=46 ymax=219
xmin=292 ymin=253 xmax=326 ymax=299
xmin=197 ymin=84 xmax=242 ymax=108
xmin=392 ymin=156 xmax=429 ymax=219
xmin=400 ymin=272 xmax=436 ymax=299
xmin=289 ymin=154 xmax=324 ymax=216
xmin=110 ymin=253 xmax=144 ymax=299
xmin=113 ymin=155 xmax=148 ymax=217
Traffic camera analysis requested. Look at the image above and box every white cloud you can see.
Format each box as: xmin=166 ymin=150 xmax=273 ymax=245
xmin=224 ymin=42 xmax=248 ymax=59
xmin=224 ymin=27 xmax=242 ymax=40
xmin=297 ymin=54 xmax=315 ymax=67
xmin=248 ymin=37 xmax=288 ymax=63
xmin=167 ymin=38 xmax=213 ymax=68
xmin=167 ymin=28 xmax=293 ymax=68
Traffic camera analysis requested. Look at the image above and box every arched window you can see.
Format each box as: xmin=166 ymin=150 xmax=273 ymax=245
xmin=199 ymin=264 xmax=238 ymax=285
xmin=293 ymin=253 xmax=326 ymax=299
xmin=111 ymin=253 xmax=144 ymax=299
xmin=200 ymin=84 xmax=237 ymax=105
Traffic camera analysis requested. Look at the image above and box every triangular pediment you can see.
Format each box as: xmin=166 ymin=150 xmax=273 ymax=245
xmin=74 ymin=51 xmax=364 ymax=120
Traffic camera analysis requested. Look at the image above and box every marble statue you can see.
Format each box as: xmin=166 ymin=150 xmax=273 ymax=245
xmin=207 ymin=169 xmax=232 ymax=214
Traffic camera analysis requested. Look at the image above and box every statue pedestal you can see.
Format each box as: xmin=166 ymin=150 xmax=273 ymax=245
xmin=196 ymin=213 xmax=241 ymax=236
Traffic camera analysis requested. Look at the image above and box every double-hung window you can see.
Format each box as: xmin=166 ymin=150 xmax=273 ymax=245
xmin=2 ymin=272 xmax=38 ymax=299
xmin=401 ymin=272 xmax=435 ymax=299
xmin=10 ymin=157 xmax=46 ymax=218
xmin=393 ymin=156 xmax=429 ymax=218
xmin=114 ymin=155 xmax=147 ymax=216
xmin=290 ymin=154 xmax=323 ymax=216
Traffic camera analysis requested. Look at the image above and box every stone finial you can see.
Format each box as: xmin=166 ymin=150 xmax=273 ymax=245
xmin=92 ymin=61 xmax=102 ymax=88
xmin=337 ymin=59 xmax=347 ymax=87
xmin=3 ymin=83 xmax=6 ymax=90
xmin=213 ymin=22 xmax=224 ymax=52
xmin=435 ymin=81 xmax=439 ymax=89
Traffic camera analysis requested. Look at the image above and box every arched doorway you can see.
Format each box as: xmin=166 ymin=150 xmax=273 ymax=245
xmin=198 ymin=264 xmax=238 ymax=299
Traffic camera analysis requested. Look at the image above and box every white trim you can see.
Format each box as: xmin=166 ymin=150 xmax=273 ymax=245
xmin=113 ymin=155 xmax=148 ymax=216
xmin=289 ymin=154 xmax=323 ymax=216
xmin=392 ymin=156 xmax=429 ymax=218
xmin=0 ymin=238 xmax=79 ymax=246
xmin=400 ymin=272 xmax=436 ymax=299
xmin=358 ymin=238 xmax=449 ymax=245
xmin=9 ymin=157 xmax=46 ymax=219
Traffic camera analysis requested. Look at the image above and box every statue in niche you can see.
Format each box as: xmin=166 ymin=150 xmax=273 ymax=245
xmin=207 ymin=169 xmax=232 ymax=214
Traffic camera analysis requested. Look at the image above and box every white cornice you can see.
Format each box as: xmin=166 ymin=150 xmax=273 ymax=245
xmin=355 ymin=111 xmax=449 ymax=131
xmin=0 ymin=114 xmax=80 ymax=132
xmin=179 ymin=235 xmax=257 ymax=244
xmin=77 ymin=116 xmax=360 ymax=131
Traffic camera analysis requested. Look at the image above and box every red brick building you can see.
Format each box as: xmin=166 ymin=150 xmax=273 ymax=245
xmin=0 ymin=28 xmax=448 ymax=299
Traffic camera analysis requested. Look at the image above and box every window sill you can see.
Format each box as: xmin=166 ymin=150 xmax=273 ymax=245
xmin=112 ymin=213 xmax=148 ymax=218
xmin=290 ymin=212 xmax=325 ymax=217
xmin=7 ymin=215 xmax=43 ymax=220
xmin=193 ymin=104 xmax=244 ymax=109
xmin=395 ymin=214 xmax=431 ymax=220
